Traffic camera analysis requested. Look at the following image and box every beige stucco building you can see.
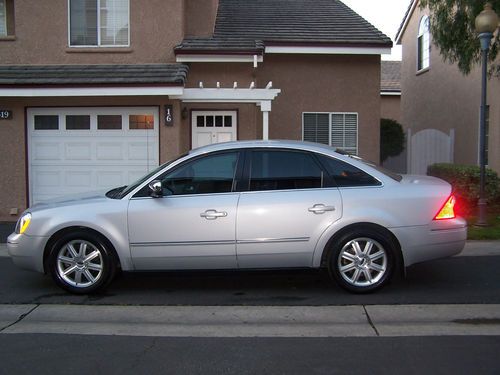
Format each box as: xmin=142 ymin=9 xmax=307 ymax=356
xmin=396 ymin=0 xmax=500 ymax=175
xmin=0 ymin=0 xmax=392 ymax=221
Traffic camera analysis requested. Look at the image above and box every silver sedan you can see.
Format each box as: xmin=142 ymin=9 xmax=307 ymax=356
xmin=7 ymin=140 xmax=467 ymax=294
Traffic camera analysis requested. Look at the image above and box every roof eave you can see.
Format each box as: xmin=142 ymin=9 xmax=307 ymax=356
xmin=395 ymin=0 xmax=419 ymax=44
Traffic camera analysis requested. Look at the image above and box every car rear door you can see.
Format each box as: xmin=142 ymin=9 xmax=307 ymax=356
xmin=236 ymin=149 xmax=342 ymax=268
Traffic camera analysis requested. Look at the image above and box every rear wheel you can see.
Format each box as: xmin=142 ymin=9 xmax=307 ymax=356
xmin=48 ymin=231 xmax=117 ymax=294
xmin=328 ymin=229 xmax=395 ymax=293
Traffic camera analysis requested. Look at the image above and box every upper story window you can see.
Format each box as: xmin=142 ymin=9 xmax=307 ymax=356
xmin=69 ymin=0 xmax=129 ymax=47
xmin=417 ymin=15 xmax=430 ymax=71
xmin=0 ymin=0 xmax=6 ymax=36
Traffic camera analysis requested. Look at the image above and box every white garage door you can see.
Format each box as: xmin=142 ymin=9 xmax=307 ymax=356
xmin=28 ymin=107 xmax=159 ymax=204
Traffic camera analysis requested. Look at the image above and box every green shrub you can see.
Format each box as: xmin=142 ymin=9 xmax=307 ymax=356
xmin=427 ymin=163 xmax=500 ymax=210
xmin=380 ymin=118 xmax=405 ymax=163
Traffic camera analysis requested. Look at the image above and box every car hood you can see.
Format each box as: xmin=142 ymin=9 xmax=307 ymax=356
xmin=29 ymin=189 xmax=110 ymax=212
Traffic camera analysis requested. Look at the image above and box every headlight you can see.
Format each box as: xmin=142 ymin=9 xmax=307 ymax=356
xmin=15 ymin=212 xmax=32 ymax=234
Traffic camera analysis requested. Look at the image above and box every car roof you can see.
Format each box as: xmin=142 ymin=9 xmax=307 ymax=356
xmin=188 ymin=140 xmax=340 ymax=157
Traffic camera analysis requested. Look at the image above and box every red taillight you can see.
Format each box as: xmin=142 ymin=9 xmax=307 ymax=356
xmin=434 ymin=195 xmax=456 ymax=220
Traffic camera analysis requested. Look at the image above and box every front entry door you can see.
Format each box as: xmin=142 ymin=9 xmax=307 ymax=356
xmin=192 ymin=111 xmax=237 ymax=149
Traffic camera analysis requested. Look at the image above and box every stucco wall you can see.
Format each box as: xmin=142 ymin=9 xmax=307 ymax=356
xmin=400 ymin=5 xmax=496 ymax=170
xmin=0 ymin=96 xmax=182 ymax=221
xmin=186 ymin=54 xmax=382 ymax=162
xmin=0 ymin=0 xmax=185 ymax=64
xmin=184 ymin=0 xmax=218 ymax=37
xmin=381 ymin=95 xmax=401 ymax=123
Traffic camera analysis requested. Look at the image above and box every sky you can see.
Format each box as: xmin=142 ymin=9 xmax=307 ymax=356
xmin=340 ymin=0 xmax=413 ymax=60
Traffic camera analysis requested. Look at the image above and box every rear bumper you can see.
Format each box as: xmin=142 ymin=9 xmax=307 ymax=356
xmin=391 ymin=217 xmax=467 ymax=267
xmin=7 ymin=233 xmax=48 ymax=273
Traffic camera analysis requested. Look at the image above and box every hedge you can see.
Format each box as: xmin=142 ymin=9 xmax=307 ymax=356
xmin=427 ymin=163 xmax=500 ymax=209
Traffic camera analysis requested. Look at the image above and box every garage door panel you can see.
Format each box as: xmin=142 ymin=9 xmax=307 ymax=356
xmin=33 ymin=142 xmax=61 ymax=161
xmin=96 ymin=142 xmax=124 ymax=160
xmin=65 ymin=143 xmax=92 ymax=160
xmin=35 ymin=171 xmax=61 ymax=188
xmin=65 ymin=171 xmax=92 ymax=188
xmin=28 ymin=107 xmax=159 ymax=204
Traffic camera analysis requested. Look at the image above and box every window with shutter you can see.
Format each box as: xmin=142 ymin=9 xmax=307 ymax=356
xmin=303 ymin=112 xmax=358 ymax=155
xmin=0 ymin=0 xmax=6 ymax=36
xmin=303 ymin=113 xmax=329 ymax=145
xmin=69 ymin=0 xmax=129 ymax=47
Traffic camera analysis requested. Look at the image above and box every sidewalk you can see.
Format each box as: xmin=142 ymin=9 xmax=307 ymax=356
xmin=1 ymin=240 xmax=500 ymax=258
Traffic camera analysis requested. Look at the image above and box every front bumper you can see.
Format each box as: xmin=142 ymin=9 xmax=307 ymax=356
xmin=7 ymin=233 xmax=49 ymax=273
xmin=391 ymin=217 xmax=467 ymax=267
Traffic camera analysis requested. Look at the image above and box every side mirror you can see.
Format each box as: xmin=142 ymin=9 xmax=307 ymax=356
xmin=148 ymin=180 xmax=163 ymax=198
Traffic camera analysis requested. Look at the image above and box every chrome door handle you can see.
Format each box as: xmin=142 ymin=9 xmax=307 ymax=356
xmin=200 ymin=209 xmax=228 ymax=220
xmin=308 ymin=204 xmax=336 ymax=214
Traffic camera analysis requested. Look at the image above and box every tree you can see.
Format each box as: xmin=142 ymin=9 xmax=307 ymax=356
xmin=419 ymin=0 xmax=499 ymax=75
xmin=380 ymin=119 xmax=405 ymax=163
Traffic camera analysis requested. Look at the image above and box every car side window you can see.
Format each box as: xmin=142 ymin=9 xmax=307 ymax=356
xmin=158 ymin=152 xmax=239 ymax=195
xmin=249 ymin=150 xmax=324 ymax=191
xmin=317 ymin=155 xmax=381 ymax=187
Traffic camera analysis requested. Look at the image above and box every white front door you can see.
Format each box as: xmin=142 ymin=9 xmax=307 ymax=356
xmin=192 ymin=111 xmax=237 ymax=149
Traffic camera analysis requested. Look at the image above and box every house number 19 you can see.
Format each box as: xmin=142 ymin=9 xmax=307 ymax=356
xmin=0 ymin=110 xmax=12 ymax=120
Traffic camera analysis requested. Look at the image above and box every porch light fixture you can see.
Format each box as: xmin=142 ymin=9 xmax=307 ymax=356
xmin=475 ymin=2 xmax=498 ymax=226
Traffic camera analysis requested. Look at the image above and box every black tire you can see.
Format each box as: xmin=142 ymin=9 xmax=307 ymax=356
xmin=47 ymin=230 xmax=117 ymax=294
xmin=328 ymin=228 xmax=395 ymax=293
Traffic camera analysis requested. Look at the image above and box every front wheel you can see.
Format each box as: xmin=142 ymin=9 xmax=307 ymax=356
xmin=328 ymin=229 xmax=395 ymax=293
xmin=47 ymin=231 xmax=117 ymax=294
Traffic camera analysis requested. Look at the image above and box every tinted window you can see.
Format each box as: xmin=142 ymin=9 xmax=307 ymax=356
xmin=249 ymin=150 xmax=323 ymax=191
xmin=318 ymin=155 xmax=381 ymax=187
xmin=34 ymin=115 xmax=59 ymax=130
xmin=160 ymin=152 xmax=239 ymax=195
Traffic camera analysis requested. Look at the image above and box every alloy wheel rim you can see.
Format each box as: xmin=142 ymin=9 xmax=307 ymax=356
xmin=337 ymin=237 xmax=387 ymax=287
xmin=56 ymin=240 xmax=104 ymax=288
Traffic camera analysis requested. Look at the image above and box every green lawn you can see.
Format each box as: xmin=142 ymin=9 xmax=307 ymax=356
xmin=465 ymin=206 xmax=500 ymax=240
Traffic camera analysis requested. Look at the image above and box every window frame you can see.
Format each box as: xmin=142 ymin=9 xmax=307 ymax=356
xmin=417 ymin=15 xmax=430 ymax=72
xmin=67 ymin=0 xmax=130 ymax=48
xmin=302 ymin=112 xmax=359 ymax=155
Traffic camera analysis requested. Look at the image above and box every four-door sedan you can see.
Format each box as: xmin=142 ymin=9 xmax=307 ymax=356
xmin=7 ymin=140 xmax=467 ymax=294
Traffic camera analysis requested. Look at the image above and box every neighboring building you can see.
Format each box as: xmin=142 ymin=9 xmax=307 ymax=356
xmin=381 ymin=61 xmax=401 ymax=123
xmin=0 ymin=0 xmax=391 ymax=221
xmin=396 ymin=0 xmax=500 ymax=175
xmin=380 ymin=60 xmax=404 ymax=173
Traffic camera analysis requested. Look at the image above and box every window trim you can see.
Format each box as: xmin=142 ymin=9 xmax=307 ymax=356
xmin=417 ymin=15 xmax=430 ymax=73
xmin=302 ymin=112 xmax=359 ymax=155
xmin=67 ymin=0 xmax=131 ymax=48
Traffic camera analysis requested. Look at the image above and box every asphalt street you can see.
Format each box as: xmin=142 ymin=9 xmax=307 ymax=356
xmin=1 ymin=243 xmax=499 ymax=374
xmin=1 ymin=252 xmax=500 ymax=306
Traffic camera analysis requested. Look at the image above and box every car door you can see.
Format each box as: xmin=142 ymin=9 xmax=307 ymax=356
xmin=128 ymin=151 xmax=242 ymax=270
xmin=236 ymin=149 xmax=342 ymax=268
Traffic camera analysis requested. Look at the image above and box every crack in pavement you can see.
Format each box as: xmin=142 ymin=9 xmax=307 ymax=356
xmin=0 ymin=304 xmax=40 ymax=333
xmin=363 ymin=305 xmax=380 ymax=336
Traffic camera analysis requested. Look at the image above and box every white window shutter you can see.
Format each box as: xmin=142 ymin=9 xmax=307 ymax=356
xmin=331 ymin=113 xmax=358 ymax=155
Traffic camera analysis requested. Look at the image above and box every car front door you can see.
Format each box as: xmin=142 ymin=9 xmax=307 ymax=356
xmin=236 ymin=149 xmax=342 ymax=268
xmin=128 ymin=151 xmax=242 ymax=270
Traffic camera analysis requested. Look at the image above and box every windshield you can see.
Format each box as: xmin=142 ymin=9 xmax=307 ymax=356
xmin=112 ymin=153 xmax=189 ymax=199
